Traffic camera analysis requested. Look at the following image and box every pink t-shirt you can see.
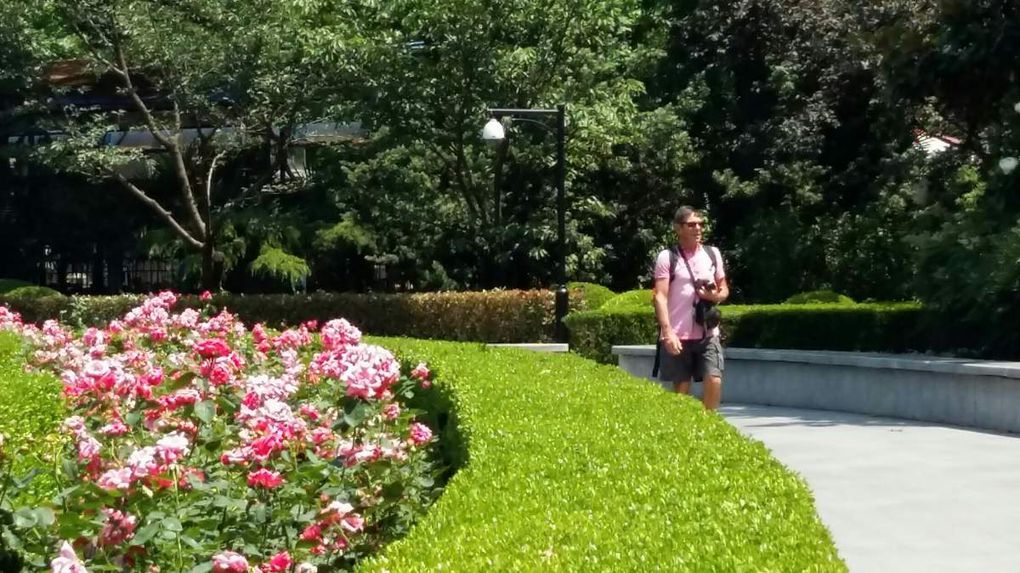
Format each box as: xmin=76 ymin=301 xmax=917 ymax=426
xmin=653 ymin=245 xmax=726 ymax=340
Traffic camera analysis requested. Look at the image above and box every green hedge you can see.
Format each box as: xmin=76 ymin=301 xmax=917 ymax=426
xmin=0 ymin=280 xmax=33 ymax=294
xmin=0 ymin=332 xmax=65 ymax=503
xmin=785 ymin=290 xmax=855 ymax=305
xmin=600 ymin=288 xmax=649 ymax=311
xmin=359 ymin=339 xmax=845 ymax=572
xmin=566 ymin=282 xmax=616 ymax=310
xmin=3 ymin=286 xmax=63 ymax=299
xmin=0 ymin=331 xmax=844 ymax=571
xmin=0 ymin=288 xmax=600 ymax=343
xmin=565 ymin=303 xmax=927 ymax=363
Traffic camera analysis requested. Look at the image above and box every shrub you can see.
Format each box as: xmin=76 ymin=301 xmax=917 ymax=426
xmin=599 ymin=288 xmax=651 ymax=311
xmin=565 ymin=303 xmax=927 ymax=363
xmin=0 ymin=290 xmax=558 ymax=342
xmin=3 ymin=286 xmax=63 ymax=299
xmin=0 ymin=332 xmax=65 ymax=503
xmin=785 ymin=290 xmax=856 ymax=305
xmin=358 ymin=339 xmax=846 ymax=572
xmin=0 ymin=280 xmax=33 ymax=294
xmin=0 ymin=330 xmax=65 ymax=573
xmin=566 ymin=282 xmax=616 ymax=310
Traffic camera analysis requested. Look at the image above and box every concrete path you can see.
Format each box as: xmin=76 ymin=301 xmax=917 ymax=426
xmin=719 ymin=403 xmax=1020 ymax=573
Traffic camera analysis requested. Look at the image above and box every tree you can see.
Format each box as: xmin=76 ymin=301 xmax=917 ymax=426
xmin=30 ymin=0 xmax=366 ymax=290
xmin=341 ymin=0 xmax=680 ymax=290
xmin=874 ymin=0 xmax=1020 ymax=355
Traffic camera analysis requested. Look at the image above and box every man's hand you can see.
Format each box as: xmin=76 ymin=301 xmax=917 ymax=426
xmin=696 ymin=286 xmax=717 ymax=302
xmin=662 ymin=332 xmax=683 ymax=356
xmin=696 ymin=285 xmax=725 ymax=303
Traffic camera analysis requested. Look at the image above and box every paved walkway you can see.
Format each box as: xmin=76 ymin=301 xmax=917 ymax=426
xmin=720 ymin=404 xmax=1020 ymax=573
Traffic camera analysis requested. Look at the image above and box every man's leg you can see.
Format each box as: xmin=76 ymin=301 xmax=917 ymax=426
xmin=702 ymin=375 xmax=722 ymax=410
xmin=700 ymin=336 xmax=724 ymax=410
xmin=674 ymin=380 xmax=692 ymax=395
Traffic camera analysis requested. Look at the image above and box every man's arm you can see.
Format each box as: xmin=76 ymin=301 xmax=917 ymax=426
xmin=653 ymin=277 xmax=682 ymax=355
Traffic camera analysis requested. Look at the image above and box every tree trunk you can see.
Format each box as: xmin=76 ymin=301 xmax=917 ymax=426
xmin=200 ymin=242 xmax=225 ymax=292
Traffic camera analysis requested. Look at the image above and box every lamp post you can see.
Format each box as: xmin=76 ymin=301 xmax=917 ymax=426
xmin=482 ymin=105 xmax=568 ymax=342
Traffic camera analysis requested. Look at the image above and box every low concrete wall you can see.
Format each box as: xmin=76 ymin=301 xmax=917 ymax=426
xmin=612 ymin=345 xmax=1020 ymax=434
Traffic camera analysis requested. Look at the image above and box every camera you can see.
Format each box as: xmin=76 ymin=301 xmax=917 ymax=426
xmin=695 ymin=278 xmax=716 ymax=292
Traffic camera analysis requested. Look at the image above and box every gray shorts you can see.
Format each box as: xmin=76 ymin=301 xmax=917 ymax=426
xmin=658 ymin=336 xmax=724 ymax=383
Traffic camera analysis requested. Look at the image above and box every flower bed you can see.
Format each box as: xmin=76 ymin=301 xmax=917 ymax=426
xmin=0 ymin=297 xmax=440 ymax=573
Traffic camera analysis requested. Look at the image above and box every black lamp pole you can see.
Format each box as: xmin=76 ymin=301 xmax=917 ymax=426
xmin=488 ymin=105 xmax=569 ymax=342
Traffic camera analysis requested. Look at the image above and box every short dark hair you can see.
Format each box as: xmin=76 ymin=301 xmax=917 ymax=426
xmin=673 ymin=206 xmax=701 ymax=224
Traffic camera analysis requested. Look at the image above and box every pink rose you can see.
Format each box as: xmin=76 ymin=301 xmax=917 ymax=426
xmin=247 ymin=468 xmax=285 ymax=489
xmin=299 ymin=523 xmax=323 ymax=542
xmin=100 ymin=420 xmax=129 ymax=437
xmin=212 ymin=551 xmax=248 ymax=573
xmin=51 ymin=541 xmax=88 ymax=573
xmin=200 ymin=290 xmax=213 ymax=301
xmin=383 ymin=403 xmax=401 ymax=421
xmin=410 ymin=362 xmax=430 ymax=385
xmin=194 ymin=338 xmax=231 ymax=359
xmin=99 ymin=508 xmax=137 ymax=546
xmin=266 ymin=551 xmax=292 ymax=573
xmin=220 ymin=448 xmax=249 ymax=466
xmin=77 ymin=434 xmax=101 ymax=462
xmin=409 ymin=422 xmax=433 ymax=446
xmin=155 ymin=433 xmax=191 ymax=465
xmin=320 ymin=319 xmax=361 ymax=350
xmin=97 ymin=468 xmax=133 ymax=490
xmin=340 ymin=515 xmax=364 ymax=533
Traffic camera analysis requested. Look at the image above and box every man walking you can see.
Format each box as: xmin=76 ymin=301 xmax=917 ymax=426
xmin=652 ymin=206 xmax=729 ymax=410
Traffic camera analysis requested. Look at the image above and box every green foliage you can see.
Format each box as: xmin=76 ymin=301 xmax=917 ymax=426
xmin=0 ymin=332 xmax=65 ymax=504
xmin=880 ymin=1 xmax=1020 ymax=358
xmin=600 ymin=289 xmax=651 ymax=311
xmin=1 ymin=291 xmax=558 ymax=342
xmin=785 ymin=290 xmax=856 ymax=305
xmin=0 ymin=280 xmax=33 ymax=295
xmin=359 ymin=338 xmax=845 ymax=572
xmin=566 ymin=303 xmax=927 ymax=363
xmin=3 ymin=286 xmax=62 ymax=299
xmin=250 ymin=246 xmax=311 ymax=291
xmin=566 ymin=282 xmax=615 ymax=310
xmin=564 ymin=307 xmax=653 ymax=363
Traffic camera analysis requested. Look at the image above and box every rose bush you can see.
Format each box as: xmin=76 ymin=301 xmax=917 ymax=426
xmin=0 ymin=294 xmax=439 ymax=573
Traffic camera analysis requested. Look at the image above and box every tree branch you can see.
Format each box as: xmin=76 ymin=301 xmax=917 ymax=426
xmin=113 ymin=44 xmax=207 ymax=238
xmin=206 ymin=150 xmax=228 ymax=209
xmin=428 ymin=143 xmax=480 ymax=220
xmin=111 ymin=171 xmax=204 ymax=250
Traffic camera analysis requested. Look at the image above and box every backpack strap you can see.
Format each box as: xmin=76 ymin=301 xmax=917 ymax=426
xmin=705 ymin=245 xmax=720 ymax=278
xmin=668 ymin=245 xmax=680 ymax=286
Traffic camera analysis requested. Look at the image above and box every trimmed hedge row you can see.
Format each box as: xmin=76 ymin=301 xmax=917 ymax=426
xmin=785 ymin=290 xmax=855 ymax=305
xmin=0 ymin=289 xmax=604 ymax=343
xmin=0 ymin=333 xmax=65 ymax=503
xmin=359 ymin=338 xmax=845 ymax=571
xmin=566 ymin=281 xmax=616 ymax=310
xmin=565 ymin=303 xmax=927 ymax=363
xmin=0 ymin=331 xmax=844 ymax=571
xmin=0 ymin=280 xmax=34 ymax=294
